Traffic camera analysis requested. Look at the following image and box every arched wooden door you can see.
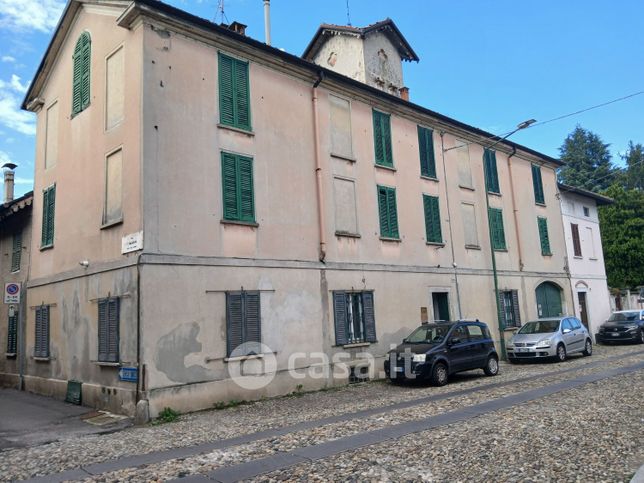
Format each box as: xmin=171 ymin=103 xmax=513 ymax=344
xmin=536 ymin=282 xmax=563 ymax=318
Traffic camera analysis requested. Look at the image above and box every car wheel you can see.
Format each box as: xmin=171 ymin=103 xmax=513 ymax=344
xmin=431 ymin=362 xmax=448 ymax=386
xmin=639 ymin=330 xmax=644 ymax=344
xmin=483 ymin=355 xmax=499 ymax=376
xmin=582 ymin=339 xmax=592 ymax=356
xmin=556 ymin=343 xmax=567 ymax=362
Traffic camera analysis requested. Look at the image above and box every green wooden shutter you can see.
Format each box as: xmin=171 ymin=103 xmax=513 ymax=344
xmin=219 ymin=53 xmax=235 ymax=126
xmin=423 ymin=195 xmax=442 ymax=243
xmin=41 ymin=188 xmax=49 ymax=247
xmin=362 ymin=292 xmax=377 ymax=343
xmin=243 ymin=292 xmax=261 ymax=354
xmin=373 ymin=110 xmax=393 ymax=167
xmin=333 ymin=292 xmax=348 ymax=345
xmin=72 ymin=33 xmax=90 ymax=115
xmin=382 ymin=113 xmax=392 ymax=166
xmin=234 ymin=58 xmax=250 ymax=130
xmin=107 ymin=298 xmax=119 ymax=362
xmin=538 ymin=217 xmax=551 ymax=255
xmin=377 ymin=185 xmax=389 ymax=237
xmin=11 ymin=232 xmax=21 ymax=272
xmin=532 ymin=164 xmax=545 ymax=204
xmin=222 ymin=153 xmax=239 ymax=220
xmin=226 ymin=292 xmax=244 ymax=356
xmin=7 ymin=311 xmax=18 ymax=354
xmin=238 ymin=155 xmax=255 ymax=222
xmin=489 ymin=208 xmax=506 ymax=250
xmin=417 ymin=126 xmax=436 ymax=178
xmin=47 ymin=186 xmax=56 ymax=246
xmin=98 ymin=299 xmax=108 ymax=362
xmin=80 ymin=34 xmax=91 ymax=111
xmin=72 ymin=41 xmax=82 ymax=115
xmin=386 ymin=187 xmax=399 ymax=238
xmin=484 ymin=149 xmax=500 ymax=193
xmin=35 ymin=306 xmax=50 ymax=358
xmin=511 ymin=290 xmax=521 ymax=326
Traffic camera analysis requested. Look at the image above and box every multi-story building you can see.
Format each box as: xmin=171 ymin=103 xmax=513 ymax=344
xmin=4 ymin=0 xmax=576 ymax=417
xmin=558 ymin=183 xmax=613 ymax=335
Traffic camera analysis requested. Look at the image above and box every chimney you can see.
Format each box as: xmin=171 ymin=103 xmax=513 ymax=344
xmin=399 ymin=87 xmax=410 ymax=101
xmin=3 ymin=163 xmax=16 ymax=203
xmin=264 ymin=0 xmax=271 ymax=45
xmin=226 ymin=21 xmax=247 ymax=36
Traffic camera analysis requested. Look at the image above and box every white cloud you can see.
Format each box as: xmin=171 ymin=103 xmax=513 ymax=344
xmin=0 ymin=150 xmax=13 ymax=165
xmin=14 ymin=177 xmax=33 ymax=185
xmin=0 ymin=0 xmax=65 ymax=33
xmin=0 ymin=74 xmax=35 ymax=135
xmin=1 ymin=55 xmax=16 ymax=63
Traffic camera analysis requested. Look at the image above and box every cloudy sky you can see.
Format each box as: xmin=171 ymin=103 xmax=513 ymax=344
xmin=1 ymin=0 xmax=643 ymax=199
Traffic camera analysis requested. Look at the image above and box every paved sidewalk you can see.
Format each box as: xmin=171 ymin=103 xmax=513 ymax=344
xmin=0 ymin=389 xmax=130 ymax=450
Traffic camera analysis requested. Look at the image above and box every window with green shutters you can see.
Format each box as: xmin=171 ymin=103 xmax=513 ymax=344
xmin=483 ymin=149 xmax=500 ymax=194
xmin=417 ymin=125 xmax=436 ymax=178
xmin=377 ymin=185 xmax=399 ymax=239
xmin=72 ymin=32 xmax=91 ymax=116
xmin=11 ymin=231 xmax=21 ymax=272
xmin=488 ymin=207 xmax=506 ymax=250
xmin=423 ymin=195 xmax=442 ymax=244
xmin=98 ymin=297 xmax=119 ymax=363
xmin=34 ymin=305 xmax=50 ymax=358
xmin=218 ymin=52 xmax=251 ymax=131
xmin=41 ymin=185 xmax=56 ymax=248
xmin=221 ymin=152 xmax=255 ymax=223
xmin=532 ymin=164 xmax=545 ymax=204
xmin=7 ymin=309 xmax=18 ymax=355
xmin=332 ymin=291 xmax=377 ymax=345
xmin=226 ymin=290 xmax=261 ymax=357
xmin=537 ymin=217 xmax=551 ymax=255
xmin=372 ymin=110 xmax=393 ymax=167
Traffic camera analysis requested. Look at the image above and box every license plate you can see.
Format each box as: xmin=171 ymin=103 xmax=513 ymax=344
xmin=612 ymin=333 xmax=620 ymax=337
xmin=517 ymin=348 xmax=529 ymax=352
xmin=394 ymin=367 xmax=404 ymax=372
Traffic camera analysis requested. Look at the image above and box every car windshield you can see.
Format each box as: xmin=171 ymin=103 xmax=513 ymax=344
xmin=607 ymin=312 xmax=639 ymax=323
xmin=518 ymin=320 xmax=560 ymax=334
xmin=405 ymin=325 xmax=451 ymax=344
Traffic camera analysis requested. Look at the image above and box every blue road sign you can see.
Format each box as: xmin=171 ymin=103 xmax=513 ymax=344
xmin=118 ymin=367 xmax=138 ymax=382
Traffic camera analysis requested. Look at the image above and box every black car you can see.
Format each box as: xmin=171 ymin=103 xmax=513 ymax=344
xmin=384 ymin=320 xmax=499 ymax=386
xmin=596 ymin=310 xmax=644 ymax=344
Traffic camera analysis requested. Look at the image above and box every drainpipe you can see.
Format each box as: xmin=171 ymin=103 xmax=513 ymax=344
xmin=482 ymin=151 xmax=507 ymax=361
xmin=506 ymin=147 xmax=524 ymax=271
xmin=439 ymin=132 xmax=462 ymax=319
xmin=312 ymin=71 xmax=326 ymax=262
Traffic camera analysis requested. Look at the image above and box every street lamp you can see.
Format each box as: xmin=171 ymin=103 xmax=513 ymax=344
xmin=483 ymin=118 xmax=536 ymax=360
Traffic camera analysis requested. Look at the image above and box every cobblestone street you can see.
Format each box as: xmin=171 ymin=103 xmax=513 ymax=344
xmin=1 ymin=344 xmax=643 ymax=483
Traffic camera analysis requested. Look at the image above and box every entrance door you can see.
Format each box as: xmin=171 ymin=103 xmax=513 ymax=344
xmin=432 ymin=292 xmax=450 ymax=322
xmin=577 ymin=292 xmax=589 ymax=328
xmin=536 ymin=282 xmax=563 ymax=318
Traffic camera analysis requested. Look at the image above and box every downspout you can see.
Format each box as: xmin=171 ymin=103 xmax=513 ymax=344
xmin=312 ymin=71 xmax=326 ymax=262
xmin=439 ymin=132 xmax=462 ymax=319
xmin=506 ymin=147 xmax=524 ymax=271
xmin=136 ymin=252 xmax=143 ymax=405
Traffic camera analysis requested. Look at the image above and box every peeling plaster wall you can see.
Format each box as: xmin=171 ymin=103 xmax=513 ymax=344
xmin=363 ymin=31 xmax=404 ymax=94
xmin=311 ymin=34 xmax=366 ymax=83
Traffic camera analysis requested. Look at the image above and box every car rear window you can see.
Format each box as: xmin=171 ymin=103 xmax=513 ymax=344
xmin=466 ymin=324 xmax=485 ymax=340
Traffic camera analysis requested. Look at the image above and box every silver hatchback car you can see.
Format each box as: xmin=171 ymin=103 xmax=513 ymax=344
xmin=507 ymin=316 xmax=593 ymax=363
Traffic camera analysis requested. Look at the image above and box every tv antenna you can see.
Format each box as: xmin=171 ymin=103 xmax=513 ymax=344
xmin=215 ymin=0 xmax=229 ymax=24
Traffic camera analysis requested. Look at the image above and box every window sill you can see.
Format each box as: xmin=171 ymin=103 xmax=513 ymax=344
xmin=5 ymin=353 xmax=16 ymax=359
xmin=535 ymin=202 xmax=547 ymax=207
xmin=459 ymin=185 xmax=475 ymax=191
xmin=420 ymin=175 xmax=439 ymax=182
xmin=224 ymin=353 xmax=266 ymax=363
xmin=336 ymin=231 xmax=361 ymax=238
xmin=487 ymin=191 xmax=502 ymax=197
xmin=217 ymin=123 xmax=254 ymax=136
xmin=542 ymin=252 xmax=553 ymax=257
xmin=426 ymin=242 xmax=445 ymax=247
xmin=465 ymin=244 xmax=481 ymax=250
xmin=330 ymin=153 xmax=356 ymax=163
xmin=33 ymin=356 xmax=51 ymax=362
xmin=573 ymin=255 xmax=583 ymax=259
xmin=589 ymin=257 xmax=598 ymax=261
xmin=93 ymin=361 xmax=120 ymax=367
xmin=342 ymin=342 xmax=371 ymax=349
xmin=494 ymin=248 xmax=508 ymax=252
xmin=374 ymin=164 xmax=396 ymax=172
xmin=10 ymin=270 xmax=20 ymax=274
xmin=380 ymin=236 xmax=401 ymax=243
xmin=100 ymin=218 xmax=123 ymax=230
xmin=221 ymin=219 xmax=259 ymax=228
xmin=40 ymin=244 xmax=54 ymax=252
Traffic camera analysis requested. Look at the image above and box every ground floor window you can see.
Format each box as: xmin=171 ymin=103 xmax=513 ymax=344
xmin=499 ymin=290 xmax=521 ymax=328
xmin=7 ymin=308 xmax=18 ymax=355
xmin=34 ymin=305 xmax=50 ymax=358
xmin=98 ymin=297 xmax=120 ymax=363
xmin=226 ymin=290 xmax=261 ymax=357
xmin=333 ymin=291 xmax=376 ymax=345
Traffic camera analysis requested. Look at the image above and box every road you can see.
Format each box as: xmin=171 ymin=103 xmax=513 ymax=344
xmin=1 ymin=343 xmax=643 ymax=482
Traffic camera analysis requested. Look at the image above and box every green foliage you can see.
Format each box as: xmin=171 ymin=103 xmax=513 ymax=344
xmin=598 ymin=184 xmax=644 ymax=288
xmin=154 ymin=407 xmax=180 ymax=424
xmin=617 ymin=141 xmax=644 ymax=191
xmin=213 ymin=399 xmax=246 ymax=410
xmin=558 ymin=126 xmax=616 ymax=191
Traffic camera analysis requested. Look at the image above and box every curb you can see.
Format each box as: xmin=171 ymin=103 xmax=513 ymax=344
xmin=631 ymin=464 xmax=644 ymax=483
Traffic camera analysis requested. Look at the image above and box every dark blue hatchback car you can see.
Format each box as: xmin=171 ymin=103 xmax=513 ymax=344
xmin=384 ymin=321 xmax=499 ymax=386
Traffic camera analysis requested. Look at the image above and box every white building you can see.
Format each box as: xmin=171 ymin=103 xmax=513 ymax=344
xmin=558 ymin=183 xmax=613 ymax=335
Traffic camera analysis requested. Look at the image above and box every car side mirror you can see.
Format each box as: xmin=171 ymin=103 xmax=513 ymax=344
xmin=402 ymin=338 xmax=408 ymax=343
xmin=449 ymin=337 xmax=461 ymax=345
xmin=562 ymin=328 xmax=571 ymax=334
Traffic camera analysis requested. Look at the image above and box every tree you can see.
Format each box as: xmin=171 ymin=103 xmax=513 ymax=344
xmin=598 ymin=184 xmax=644 ymax=288
xmin=618 ymin=141 xmax=644 ymax=191
xmin=558 ymin=126 xmax=616 ymax=191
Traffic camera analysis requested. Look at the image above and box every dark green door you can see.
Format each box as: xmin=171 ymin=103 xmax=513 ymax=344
xmin=432 ymin=292 xmax=450 ymax=321
xmin=536 ymin=282 xmax=563 ymax=318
